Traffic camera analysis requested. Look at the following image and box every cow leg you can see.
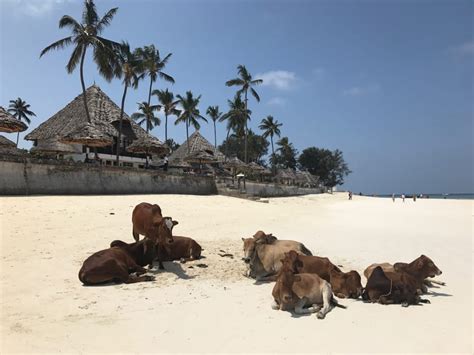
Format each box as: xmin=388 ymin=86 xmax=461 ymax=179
xmin=124 ymin=274 xmax=155 ymax=283
xmin=378 ymin=296 xmax=394 ymax=305
xmin=271 ymin=300 xmax=279 ymax=310
xmin=256 ymin=273 xmax=277 ymax=282
xmin=158 ymin=260 xmax=165 ymax=270
xmin=426 ymin=279 xmax=446 ymax=286
xmin=295 ymin=298 xmax=317 ymax=314
xmin=317 ymin=287 xmax=333 ymax=319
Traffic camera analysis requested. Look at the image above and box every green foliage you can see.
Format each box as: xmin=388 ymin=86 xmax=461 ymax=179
xmin=175 ymin=91 xmax=207 ymax=131
xmin=298 ymin=147 xmax=351 ymax=187
xmin=131 ymin=102 xmax=161 ymax=132
xmin=8 ymin=98 xmax=36 ymax=125
xmin=273 ymin=137 xmax=297 ymax=170
xmin=165 ymin=139 xmax=180 ymax=152
xmin=219 ymin=129 xmax=268 ymax=163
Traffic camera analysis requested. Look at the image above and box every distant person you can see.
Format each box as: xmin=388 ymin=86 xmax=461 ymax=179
xmin=392 ymin=193 xmax=395 ymax=202
xmin=401 ymin=194 xmax=405 ymax=202
xmin=413 ymin=194 xmax=417 ymax=202
xmin=359 ymin=192 xmax=362 ymax=196
xmin=163 ymin=156 xmax=169 ymax=172
xmin=348 ymin=191 xmax=352 ymax=200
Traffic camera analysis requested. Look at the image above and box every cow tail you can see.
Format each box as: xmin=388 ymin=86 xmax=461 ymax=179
xmin=331 ymin=296 xmax=347 ymax=309
xmin=300 ymin=244 xmax=313 ymax=256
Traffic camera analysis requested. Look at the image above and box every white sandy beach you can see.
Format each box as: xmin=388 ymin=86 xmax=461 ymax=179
xmin=0 ymin=193 xmax=472 ymax=354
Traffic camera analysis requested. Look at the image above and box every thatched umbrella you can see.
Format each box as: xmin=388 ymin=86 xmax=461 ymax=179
xmin=185 ymin=150 xmax=217 ymax=174
xmin=0 ymin=106 xmax=27 ymax=133
xmin=126 ymin=136 xmax=168 ymax=168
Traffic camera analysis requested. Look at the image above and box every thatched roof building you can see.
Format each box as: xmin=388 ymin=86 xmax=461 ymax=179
xmin=0 ymin=135 xmax=26 ymax=155
xmin=295 ymin=171 xmax=320 ymax=187
xmin=25 ymin=85 xmax=162 ymax=157
xmin=168 ymin=131 xmax=225 ymax=165
xmin=0 ymin=107 xmax=27 ymax=133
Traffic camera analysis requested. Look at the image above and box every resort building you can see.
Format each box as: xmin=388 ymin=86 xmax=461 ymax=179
xmin=25 ymin=85 xmax=165 ymax=168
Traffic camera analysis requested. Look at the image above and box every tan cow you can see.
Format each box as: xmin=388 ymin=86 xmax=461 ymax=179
xmin=271 ymin=257 xmax=346 ymax=319
xmin=242 ymin=231 xmax=313 ymax=282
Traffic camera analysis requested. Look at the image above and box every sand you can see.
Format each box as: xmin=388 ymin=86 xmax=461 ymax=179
xmin=0 ymin=193 xmax=472 ymax=354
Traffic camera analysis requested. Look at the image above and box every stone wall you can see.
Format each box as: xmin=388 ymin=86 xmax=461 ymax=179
xmin=216 ymin=180 xmax=323 ymax=198
xmin=0 ymin=158 xmax=217 ymax=195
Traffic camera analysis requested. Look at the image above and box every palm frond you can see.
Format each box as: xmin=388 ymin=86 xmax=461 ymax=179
xmin=250 ymin=87 xmax=260 ymax=102
xmin=66 ymin=44 xmax=84 ymax=73
xmin=83 ymin=0 xmax=99 ymax=26
xmin=59 ymin=15 xmax=81 ymax=31
xmin=226 ymin=78 xmax=245 ymax=87
xmin=158 ymin=71 xmax=175 ymax=84
xmin=40 ymin=36 xmax=73 ymax=57
xmin=96 ymin=7 xmax=118 ymax=33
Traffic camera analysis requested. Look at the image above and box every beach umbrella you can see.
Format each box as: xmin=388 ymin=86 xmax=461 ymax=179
xmin=223 ymin=156 xmax=246 ymax=168
xmin=126 ymin=136 xmax=169 ymax=157
xmin=185 ymin=150 xmax=217 ymax=174
xmin=59 ymin=122 xmax=113 ymax=147
xmin=0 ymin=106 xmax=27 ymax=133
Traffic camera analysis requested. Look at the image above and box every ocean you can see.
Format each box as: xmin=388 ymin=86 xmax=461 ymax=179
xmin=376 ymin=193 xmax=474 ymax=200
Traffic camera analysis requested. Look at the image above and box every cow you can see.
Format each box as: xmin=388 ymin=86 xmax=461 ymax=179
xmin=78 ymin=238 xmax=156 ymax=285
xmin=363 ymin=254 xmax=443 ymax=293
xmin=156 ymin=236 xmax=202 ymax=263
xmin=131 ymin=202 xmax=178 ymax=270
xmin=242 ymin=231 xmax=313 ymax=282
xmin=362 ymin=266 xmax=430 ymax=306
xmin=271 ymin=256 xmax=346 ymax=319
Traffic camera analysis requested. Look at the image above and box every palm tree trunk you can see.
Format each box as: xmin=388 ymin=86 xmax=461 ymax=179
xmin=225 ymin=128 xmax=230 ymax=162
xmin=117 ymin=83 xmax=128 ymax=163
xmin=165 ymin=113 xmax=168 ymax=143
xmin=147 ymin=77 xmax=153 ymax=106
xmin=271 ymin=135 xmax=275 ymax=174
xmin=244 ymin=90 xmax=248 ymax=164
xmin=79 ymin=47 xmax=91 ymax=123
xmin=16 ymin=132 xmax=20 ymax=147
xmin=214 ymin=120 xmax=217 ymax=149
xmin=186 ymin=121 xmax=190 ymax=153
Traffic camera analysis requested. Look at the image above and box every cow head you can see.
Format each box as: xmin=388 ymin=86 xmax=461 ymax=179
xmin=362 ymin=266 xmax=391 ymax=302
xmin=242 ymin=231 xmax=277 ymax=263
xmin=394 ymin=254 xmax=442 ymax=279
xmin=329 ymin=269 xmax=363 ymax=299
xmin=148 ymin=217 xmax=178 ymax=247
xmin=277 ymin=261 xmax=301 ymax=311
xmin=281 ymin=250 xmax=303 ymax=273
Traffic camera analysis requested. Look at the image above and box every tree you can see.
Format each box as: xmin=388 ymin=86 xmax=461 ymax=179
xmin=175 ymin=91 xmax=207 ymax=153
xmin=219 ymin=94 xmax=250 ymax=159
xmin=165 ymin=138 xmax=180 ymax=152
xmin=114 ymin=42 xmax=143 ymax=162
xmin=131 ymin=102 xmax=161 ymax=133
xmin=298 ymin=147 xmax=351 ymax=187
xmin=219 ymin=129 xmax=268 ymax=164
xmin=259 ymin=115 xmax=282 ymax=167
xmin=153 ymin=89 xmax=180 ymax=143
xmin=40 ymin=0 xmax=120 ymax=123
xmin=7 ymin=98 xmax=36 ymax=146
xmin=136 ymin=45 xmax=174 ymax=107
xmin=206 ymin=105 xmax=223 ymax=149
xmin=225 ymin=65 xmax=262 ymax=163
xmin=274 ymin=137 xmax=298 ymax=170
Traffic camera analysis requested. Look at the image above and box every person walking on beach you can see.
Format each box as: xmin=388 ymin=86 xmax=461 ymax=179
xmin=392 ymin=193 xmax=395 ymax=202
xmin=401 ymin=194 xmax=405 ymax=202
xmin=413 ymin=194 xmax=416 ymax=202
xmin=348 ymin=191 xmax=353 ymax=200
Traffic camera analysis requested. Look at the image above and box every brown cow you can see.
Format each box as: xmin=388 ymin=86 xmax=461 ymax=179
xmin=364 ymin=254 xmax=443 ymax=293
xmin=156 ymin=236 xmax=202 ymax=263
xmin=131 ymin=202 xmax=178 ymax=270
xmin=362 ymin=266 xmax=430 ymax=306
xmin=272 ymin=257 xmax=345 ymax=319
xmin=78 ymin=238 xmax=156 ymax=285
xmin=242 ymin=231 xmax=313 ymax=281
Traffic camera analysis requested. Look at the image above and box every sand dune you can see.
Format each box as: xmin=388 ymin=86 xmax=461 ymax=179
xmin=0 ymin=193 xmax=472 ymax=353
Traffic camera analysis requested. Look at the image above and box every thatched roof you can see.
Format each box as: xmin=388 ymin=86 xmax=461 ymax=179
xmin=246 ymin=162 xmax=272 ymax=175
xmin=295 ymin=171 xmax=319 ymax=186
xmin=126 ymin=136 xmax=168 ymax=156
xmin=59 ymin=122 xmax=113 ymax=147
xmin=25 ymin=85 xmax=154 ymax=144
xmin=223 ymin=156 xmax=246 ymax=168
xmin=0 ymin=135 xmax=15 ymax=147
xmin=169 ymin=130 xmax=225 ymax=164
xmin=185 ymin=150 xmax=218 ymax=163
xmin=0 ymin=107 xmax=27 ymax=133
xmin=30 ymin=138 xmax=80 ymax=154
xmin=276 ymin=168 xmax=297 ymax=180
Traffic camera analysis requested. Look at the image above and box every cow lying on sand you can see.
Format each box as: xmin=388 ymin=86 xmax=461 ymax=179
xmin=272 ymin=254 xmax=346 ymax=319
xmin=362 ymin=266 xmax=431 ymax=306
xmin=283 ymin=250 xmax=362 ymax=298
xmin=242 ymin=231 xmax=313 ymax=282
xmin=131 ymin=202 xmax=178 ymax=270
xmin=78 ymin=238 xmax=156 ymax=285
xmin=364 ymin=254 xmax=443 ymax=293
xmin=157 ymin=236 xmax=202 ymax=263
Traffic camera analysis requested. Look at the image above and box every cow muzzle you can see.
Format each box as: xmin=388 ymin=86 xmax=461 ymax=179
xmin=242 ymin=257 xmax=250 ymax=264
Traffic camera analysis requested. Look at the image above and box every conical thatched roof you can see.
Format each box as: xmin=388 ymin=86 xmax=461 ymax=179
xmin=295 ymin=171 xmax=319 ymax=186
xmin=223 ymin=156 xmax=246 ymax=168
xmin=169 ymin=130 xmax=225 ymax=164
xmin=0 ymin=107 xmax=27 ymax=133
xmin=59 ymin=122 xmax=113 ymax=147
xmin=0 ymin=135 xmax=15 ymax=147
xmin=276 ymin=168 xmax=297 ymax=180
xmin=0 ymin=135 xmax=25 ymax=156
xmin=184 ymin=150 xmax=218 ymax=164
xmin=25 ymin=85 xmax=154 ymax=144
xmin=126 ymin=136 xmax=168 ymax=156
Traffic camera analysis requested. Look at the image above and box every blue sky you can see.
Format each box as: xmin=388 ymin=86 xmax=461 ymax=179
xmin=1 ymin=0 xmax=472 ymax=194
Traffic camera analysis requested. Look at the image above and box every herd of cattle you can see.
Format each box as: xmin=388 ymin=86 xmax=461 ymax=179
xmin=78 ymin=202 xmax=445 ymax=319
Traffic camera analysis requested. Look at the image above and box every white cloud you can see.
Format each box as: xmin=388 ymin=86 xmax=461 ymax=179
xmin=4 ymin=0 xmax=71 ymax=17
xmin=312 ymin=67 xmax=325 ymax=79
xmin=343 ymin=84 xmax=380 ymax=96
xmin=451 ymin=41 xmax=474 ymax=56
xmin=267 ymin=97 xmax=287 ymax=106
xmin=256 ymin=70 xmax=297 ymax=90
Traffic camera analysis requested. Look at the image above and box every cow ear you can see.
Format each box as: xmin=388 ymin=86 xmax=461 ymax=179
xmin=393 ymin=263 xmax=405 ymax=272
xmin=172 ymin=220 xmax=179 ymax=227
xmin=242 ymin=237 xmax=245 ymax=241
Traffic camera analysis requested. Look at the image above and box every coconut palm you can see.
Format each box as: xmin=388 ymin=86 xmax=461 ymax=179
xmin=175 ymin=91 xmax=207 ymax=153
xmin=7 ymin=98 xmax=36 ymax=146
xmin=153 ymin=89 xmax=180 ymax=143
xmin=40 ymin=0 xmax=120 ymax=123
xmin=225 ymin=65 xmax=263 ymax=163
xmin=115 ymin=42 xmax=144 ymax=162
xmin=259 ymin=115 xmax=282 ymax=167
xmin=131 ymin=102 xmax=161 ymax=133
xmin=206 ymin=105 xmax=223 ymax=149
xmin=219 ymin=94 xmax=250 ymax=160
xmin=276 ymin=136 xmax=297 ymax=169
xmin=136 ymin=45 xmax=174 ymax=107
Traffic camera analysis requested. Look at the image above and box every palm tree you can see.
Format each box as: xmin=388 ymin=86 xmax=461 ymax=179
xmin=7 ymin=98 xmax=36 ymax=146
xmin=115 ymin=42 xmax=143 ymax=162
xmin=259 ymin=115 xmax=282 ymax=167
xmin=219 ymin=94 xmax=250 ymax=160
xmin=225 ymin=65 xmax=263 ymax=163
xmin=40 ymin=0 xmax=120 ymax=123
xmin=276 ymin=136 xmax=297 ymax=169
xmin=206 ymin=106 xmax=223 ymax=149
xmin=136 ymin=45 xmax=174 ymax=107
xmin=175 ymin=91 xmax=207 ymax=153
xmin=153 ymin=89 xmax=180 ymax=143
xmin=131 ymin=102 xmax=161 ymax=133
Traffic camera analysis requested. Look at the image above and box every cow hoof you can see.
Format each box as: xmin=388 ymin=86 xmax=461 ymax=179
xmin=316 ymin=312 xmax=325 ymax=319
xmin=401 ymin=302 xmax=409 ymax=307
xmin=180 ymin=258 xmax=186 ymax=264
xmin=144 ymin=275 xmax=155 ymax=282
